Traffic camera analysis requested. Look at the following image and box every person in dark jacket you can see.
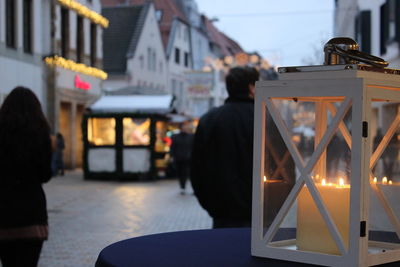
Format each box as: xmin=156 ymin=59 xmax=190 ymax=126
xmin=170 ymin=121 xmax=194 ymax=194
xmin=54 ymin=132 xmax=65 ymax=176
xmin=0 ymin=87 xmax=52 ymax=267
xmin=191 ymin=66 xmax=259 ymax=228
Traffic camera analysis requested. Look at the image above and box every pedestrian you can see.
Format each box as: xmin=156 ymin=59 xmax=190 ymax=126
xmin=0 ymin=87 xmax=52 ymax=267
xmin=170 ymin=121 xmax=194 ymax=194
xmin=191 ymin=66 xmax=259 ymax=228
xmin=54 ymin=132 xmax=65 ymax=176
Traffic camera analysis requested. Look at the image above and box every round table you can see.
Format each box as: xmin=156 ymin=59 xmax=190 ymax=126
xmin=95 ymin=228 xmax=400 ymax=267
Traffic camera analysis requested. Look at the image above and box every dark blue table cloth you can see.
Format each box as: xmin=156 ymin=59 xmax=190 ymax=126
xmin=95 ymin=228 xmax=400 ymax=267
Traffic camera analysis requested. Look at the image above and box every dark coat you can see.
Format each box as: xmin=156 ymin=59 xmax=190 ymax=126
xmin=191 ymin=97 xmax=254 ymax=221
xmin=170 ymin=132 xmax=194 ymax=162
xmin=0 ymin=133 xmax=52 ymax=228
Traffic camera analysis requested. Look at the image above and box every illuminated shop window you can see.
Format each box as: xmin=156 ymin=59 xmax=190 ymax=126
xmin=155 ymin=121 xmax=168 ymax=152
xmin=87 ymin=118 xmax=115 ymax=145
xmin=123 ymin=118 xmax=150 ymax=146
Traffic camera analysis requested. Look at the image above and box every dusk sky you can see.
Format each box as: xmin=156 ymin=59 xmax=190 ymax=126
xmin=197 ymin=0 xmax=335 ymax=67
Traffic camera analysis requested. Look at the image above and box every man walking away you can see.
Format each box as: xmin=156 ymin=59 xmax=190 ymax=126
xmin=170 ymin=121 xmax=194 ymax=194
xmin=191 ymin=67 xmax=259 ymax=228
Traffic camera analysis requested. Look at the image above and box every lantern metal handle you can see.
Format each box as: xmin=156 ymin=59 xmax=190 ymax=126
xmin=324 ymin=37 xmax=389 ymax=68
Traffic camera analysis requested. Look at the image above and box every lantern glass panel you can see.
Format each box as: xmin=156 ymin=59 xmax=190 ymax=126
xmin=263 ymin=97 xmax=352 ymax=256
xmin=368 ymin=102 xmax=400 ymax=249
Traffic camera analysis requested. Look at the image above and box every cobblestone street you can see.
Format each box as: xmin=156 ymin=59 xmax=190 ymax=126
xmin=36 ymin=171 xmax=212 ymax=267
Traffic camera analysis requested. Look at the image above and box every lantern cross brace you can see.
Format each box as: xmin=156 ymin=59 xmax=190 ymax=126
xmin=329 ymin=103 xmax=400 ymax=238
xmin=326 ymin=103 xmax=352 ymax=149
xmin=263 ymin=97 xmax=352 ymax=255
xmin=266 ymin=141 xmax=292 ymax=181
xmin=369 ymin=110 xmax=400 ymax=238
xmin=370 ymin=112 xmax=400 ymax=169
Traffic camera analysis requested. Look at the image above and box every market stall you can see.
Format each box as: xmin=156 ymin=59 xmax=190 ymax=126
xmin=82 ymin=95 xmax=173 ymax=180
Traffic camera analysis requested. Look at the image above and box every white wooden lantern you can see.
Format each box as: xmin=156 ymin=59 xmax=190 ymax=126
xmin=251 ymin=63 xmax=400 ymax=266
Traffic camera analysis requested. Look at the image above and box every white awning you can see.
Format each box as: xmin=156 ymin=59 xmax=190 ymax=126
xmin=89 ymin=95 xmax=173 ymax=114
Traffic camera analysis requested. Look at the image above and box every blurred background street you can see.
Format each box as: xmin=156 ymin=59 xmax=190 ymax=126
xmin=38 ymin=172 xmax=211 ymax=267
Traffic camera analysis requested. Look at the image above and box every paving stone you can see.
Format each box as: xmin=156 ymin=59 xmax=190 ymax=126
xmin=34 ymin=171 xmax=212 ymax=267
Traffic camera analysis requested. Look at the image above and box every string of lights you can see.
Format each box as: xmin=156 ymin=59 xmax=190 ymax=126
xmin=45 ymin=56 xmax=108 ymax=80
xmin=57 ymin=0 xmax=109 ymax=28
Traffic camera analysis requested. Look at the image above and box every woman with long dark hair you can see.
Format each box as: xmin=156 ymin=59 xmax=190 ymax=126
xmin=0 ymin=87 xmax=52 ymax=267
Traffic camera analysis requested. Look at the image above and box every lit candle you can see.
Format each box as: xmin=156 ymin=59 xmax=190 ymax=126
xmin=297 ymin=179 xmax=350 ymax=255
xmin=373 ymin=177 xmax=377 ymax=184
xmin=389 ymin=180 xmax=393 ymax=185
xmin=382 ymin=177 xmax=388 ymax=185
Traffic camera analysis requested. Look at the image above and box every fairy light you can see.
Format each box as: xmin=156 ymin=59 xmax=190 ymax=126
xmin=57 ymin=0 xmax=109 ymax=28
xmin=45 ymin=56 xmax=108 ymax=80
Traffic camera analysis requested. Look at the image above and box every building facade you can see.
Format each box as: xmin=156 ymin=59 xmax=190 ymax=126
xmin=0 ymin=0 xmax=51 ymax=108
xmin=45 ymin=0 xmax=107 ymax=169
xmin=335 ymin=0 xmax=400 ymax=67
xmin=102 ymin=3 xmax=168 ymax=94
xmin=335 ymin=0 xmax=400 ymax=164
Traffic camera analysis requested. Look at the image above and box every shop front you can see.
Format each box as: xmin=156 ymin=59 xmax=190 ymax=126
xmin=82 ymin=95 xmax=174 ymax=180
xmin=51 ymin=65 xmax=104 ymax=169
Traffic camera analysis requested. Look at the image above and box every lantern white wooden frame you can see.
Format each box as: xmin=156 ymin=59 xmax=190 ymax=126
xmin=251 ymin=68 xmax=400 ymax=267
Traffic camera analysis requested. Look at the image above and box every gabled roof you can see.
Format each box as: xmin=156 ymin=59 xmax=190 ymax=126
xmin=102 ymin=4 xmax=149 ymax=74
xmin=202 ymin=15 xmax=244 ymax=57
xmin=128 ymin=0 xmax=188 ymax=49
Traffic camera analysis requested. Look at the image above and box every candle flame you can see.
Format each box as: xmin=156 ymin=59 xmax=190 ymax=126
xmin=328 ymin=183 xmax=333 ymax=186
xmin=263 ymin=176 xmax=267 ymax=182
xmin=373 ymin=177 xmax=377 ymax=184
xmin=339 ymin=178 xmax=344 ymax=187
xmin=321 ymin=178 xmax=326 ymax=186
xmin=382 ymin=177 xmax=388 ymax=184
xmin=389 ymin=180 xmax=393 ymax=185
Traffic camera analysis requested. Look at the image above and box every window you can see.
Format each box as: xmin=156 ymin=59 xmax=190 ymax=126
xmin=183 ymin=28 xmax=188 ymax=42
xmin=123 ymin=118 xmax=150 ymax=146
xmin=147 ymin=47 xmax=151 ymax=71
xmin=155 ymin=121 xmax=168 ymax=152
xmin=139 ymin=55 xmax=144 ymax=69
xmin=77 ymin=16 xmax=84 ymax=63
xmin=155 ymin=10 xmax=163 ymax=22
xmin=61 ymin=7 xmax=70 ymax=58
xmin=23 ymin=0 xmax=33 ymax=53
xmin=175 ymin=47 xmax=180 ymax=64
xmin=90 ymin=23 xmax=97 ymax=66
xmin=87 ymin=118 xmax=116 ymax=146
xmin=184 ymin=52 xmax=189 ymax=67
xmin=171 ymin=79 xmax=176 ymax=92
xmin=152 ymin=51 xmax=156 ymax=71
xmin=6 ymin=0 xmax=16 ymax=48
xmin=388 ymin=0 xmax=396 ymax=40
xmin=356 ymin=10 xmax=371 ymax=54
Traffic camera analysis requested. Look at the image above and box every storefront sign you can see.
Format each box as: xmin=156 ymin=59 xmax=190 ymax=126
xmin=75 ymin=75 xmax=91 ymax=90
xmin=185 ymin=71 xmax=213 ymax=97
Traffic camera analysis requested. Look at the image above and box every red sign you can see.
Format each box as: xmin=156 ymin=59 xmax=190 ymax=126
xmin=75 ymin=75 xmax=91 ymax=90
